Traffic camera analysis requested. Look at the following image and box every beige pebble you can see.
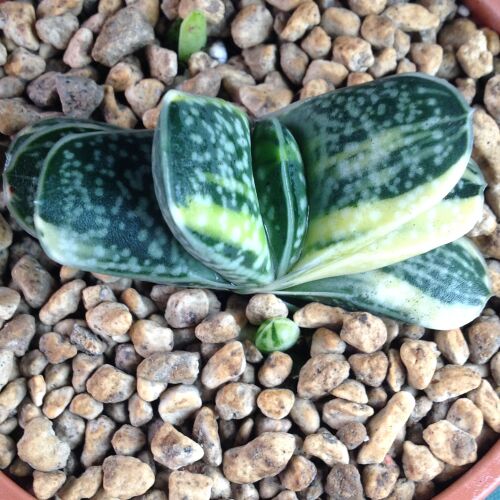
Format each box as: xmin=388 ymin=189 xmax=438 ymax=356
xmin=257 ymin=389 xmax=295 ymax=419
xmin=485 ymin=75 xmax=500 ymax=122
xmin=423 ymin=420 xmax=477 ymax=466
xmin=57 ymin=465 xmax=102 ymax=500
xmin=303 ymin=427 xmax=349 ymax=466
xmin=490 ymin=352 xmax=500 ymax=386
xmin=223 ymin=432 xmax=295 ymax=484
xmin=293 ymin=302 xmax=344 ymax=329
xmin=86 ymin=301 xmax=133 ymax=341
xmin=201 ymin=340 xmax=246 ymax=389
xmin=151 ymin=422 xmax=204 ymax=469
xmin=72 ymin=353 xmax=104 ymax=393
xmin=361 ymin=14 xmax=395 ymax=49
xmin=325 ymin=463 xmax=363 ymax=499
xmin=193 ymin=406 xmax=222 ymax=466
xmin=0 ymin=433 xmax=15 ymax=469
xmin=357 ymin=391 xmax=415 ymax=464
xmin=42 ymin=386 xmax=74 ymax=419
xmin=39 ymin=332 xmax=78 ymax=364
xmin=82 ymin=285 xmax=116 ymax=310
xmin=105 ymin=57 xmax=143 ymax=92
xmin=410 ymin=42 xmax=443 ymax=75
xmin=231 ymin=4 xmax=273 ymax=49
xmin=402 ymin=441 xmax=444 ymax=481
xmin=245 ymin=294 xmax=288 ymax=325
xmin=400 ymin=340 xmax=438 ymax=390
xmin=12 ymin=255 xmax=55 ymax=309
xmin=169 ymin=471 xmax=213 ymax=500
xmin=81 ymin=415 xmax=117 ymax=467
xmin=280 ymin=42 xmax=308 ymax=85
xmin=146 ymin=45 xmax=178 ymax=85
xmin=322 ymin=397 xmax=373 ymax=429
xmin=125 ymin=78 xmax=165 ymax=117
xmin=456 ymin=31 xmax=493 ymax=79
xmin=362 ymin=458 xmax=400 ymax=500
xmin=69 ymin=393 xmax=103 ymax=420
xmin=28 ymin=375 xmax=46 ymax=407
xmin=5 ymin=48 xmax=46 ymax=81
xmin=332 ymin=35 xmax=374 ymax=72
xmin=129 ymin=319 xmax=173 ymax=357
xmin=301 ymin=26 xmax=331 ymax=59
xmin=348 ymin=351 xmax=388 ymax=387
xmin=86 ymin=364 xmax=135 ymax=403
xmin=297 ymin=353 xmax=349 ymax=399
xmin=467 ymin=316 xmax=500 ymax=364
xmin=102 ymin=85 xmax=138 ymax=128
xmin=280 ymin=1 xmax=320 ymax=42
xmin=348 ymin=0 xmax=386 ymax=16
xmin=370 ymin=47 xmax=397 ymax=77
xmin=125 ymin=394 xmax=151 ymax=428
xmin=176 ymin=68 xmax=222 ymax=97
xmin=384 ymin=3 xmax=439 ymax=32
xmin=158 ymin=384 xmax=202 ymax=424
xmin=195 ymin=312 xmax=240 ymax=343
xmin=258 ymin=351 xmax=293 ymax=388
xmin=347 ymin=72 xmax=374 ymax=86
xmin=435 ymin=329 xmax=470 ymax=365
xmin=398 ymin=58 xmax=418 ymax=74
xmin=110 ymin=424 xmax=146 ymax=456
xmin=446 ymin=398 xmax=483 ymax=438
xmin=103 ymin=455 xmax=154 ymax=499
xmin=289 ymin=397 xmax=320 ymax=435
xmin=468 ymin=379 xmax=500 ymax=432
xmin=178 ymin=0 xmax=224 ymax=23
xmin=303 ymin=59 xmax=348 ymax=87
xmin=35 ymin=13 xmax=79 ymax=50
xmin=215 ymin=382 xmax=259 ymax=420
xmin=17 ymin=416 xmax=70 ymax=472
xmin=45 ymin=364 xmax=71 ymax=393
xmin=340 ymin=312 xmax=387 ymax=353
xmin=165 ymin=289 xmax=210 ymax=328
xmin=63 ymin=27 xmax=93 ymax=68
xmin=255 ymin=415 xmax=292 ymax=435
xmin=331 ymin=379 xmax=368 ymax=403
xmin=424 ymin=365 xmax=482 ymax=402
xmin=279 ymin=455 xmax=316 ymax=492
xmin=310 ymin=328 xmax=346 ymax=356
xmin=120 ymin=288 xmax=156 ymax=319
xmin=320 ymin=7 xmax=360 ymax=37
xmin=0 ymin=2 xmax=40 ymax=51
xmin=33 ymin=470 xmax=66 ymax=499
xmin=0 ymin=350 xmax=17 ymax=393
xmin=0 ymin=288 xmax=20 ymax=321
xmin=53 ymin=410 xmax=84 ymax=452
xmin=386 ymin=349 xmax=406 ymax=393
xmin=300 ymin=78 xmax=332 ymax=100
xmin=243 ymin=44 xmax=277 ymax=81
xmin=338 ymin=420 xmax=368 ymax=451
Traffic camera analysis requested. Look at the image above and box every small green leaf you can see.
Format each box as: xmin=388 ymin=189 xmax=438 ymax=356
xmin=255 ymin=317 xmax=300 ymax=353
xmin=252 ymin=118 xmax=308 ymax=277
xmin=153 ymin=90 xmax=274 ymax=286
xmin=178 ymin=11 xmax=207 ymax=63
xmin=34 ymin=129 xmax=231 ymax=288
xmin=4 ymin=120 xmax=114 ymax=235
xmin=276 ymin=238 xmax=491 ymax=330
xmin=271 ymin=74 xmax=473 ymax=287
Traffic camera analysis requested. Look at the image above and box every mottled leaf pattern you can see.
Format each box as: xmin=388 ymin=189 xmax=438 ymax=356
xmin=252 ymin=118 xmax=308 ymax=277
xmin=277 ymin=238 xmax=491 ymax=329
xmin=4 ymin=120 xmax=113 ymax=235
xmin=34 ymin=130 xmax=230 ymax=287
xmin=272 ymin=74 xmax=473 ymax=283
xmin=153 ymin=90 xmax=273 ymax=286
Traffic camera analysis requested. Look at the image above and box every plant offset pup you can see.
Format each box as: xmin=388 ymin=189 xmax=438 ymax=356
xmin=4 ymin=74 xmax=491 ymax=331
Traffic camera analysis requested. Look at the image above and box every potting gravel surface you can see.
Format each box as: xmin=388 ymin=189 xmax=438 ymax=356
xmin=0 ymin=0 xmax=499 ymax=498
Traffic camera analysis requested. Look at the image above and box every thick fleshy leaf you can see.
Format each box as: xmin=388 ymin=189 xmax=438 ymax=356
xmin=4 ymin=120 xmax=113 ymax=236
xmin=34 ymin=130 xmax=230 ymax=288
xmin=252 ymin=118 xmax=308 ymax=277
xmin=278 ymin=160 xmax=485 ymax=283
xmin=272 ymin=74 xmax=473 ymax=285
xmin=276 ymin=238 xmax=491 ymax=330
xmin=153 ymin=90 xmax=273 ymax=286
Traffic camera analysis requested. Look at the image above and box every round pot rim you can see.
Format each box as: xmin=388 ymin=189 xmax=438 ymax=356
xmin=0 ymin=439 xmax=499 ymax=499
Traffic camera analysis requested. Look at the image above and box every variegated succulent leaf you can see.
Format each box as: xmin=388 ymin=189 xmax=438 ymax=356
xmin=252 ymin=118 xmax=308 ymax=277
xmin=34 ymin=130 xmax=231 ymax=288
xmin=153 ymin=90 xmax=274 ymax=286
xmin=276 ymin=238 xmax=491 ymax=330
xmin=271 ymin=74 xmax=473 ymax=285
xmin=4 ymin=120 xmax=114 ymax=236
xmin=267 ymin=159 xmax=484 ymax=285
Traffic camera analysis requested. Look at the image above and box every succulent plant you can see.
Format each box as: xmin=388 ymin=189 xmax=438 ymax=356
xmin=4 ymin=74 xmax=491 ymax=331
